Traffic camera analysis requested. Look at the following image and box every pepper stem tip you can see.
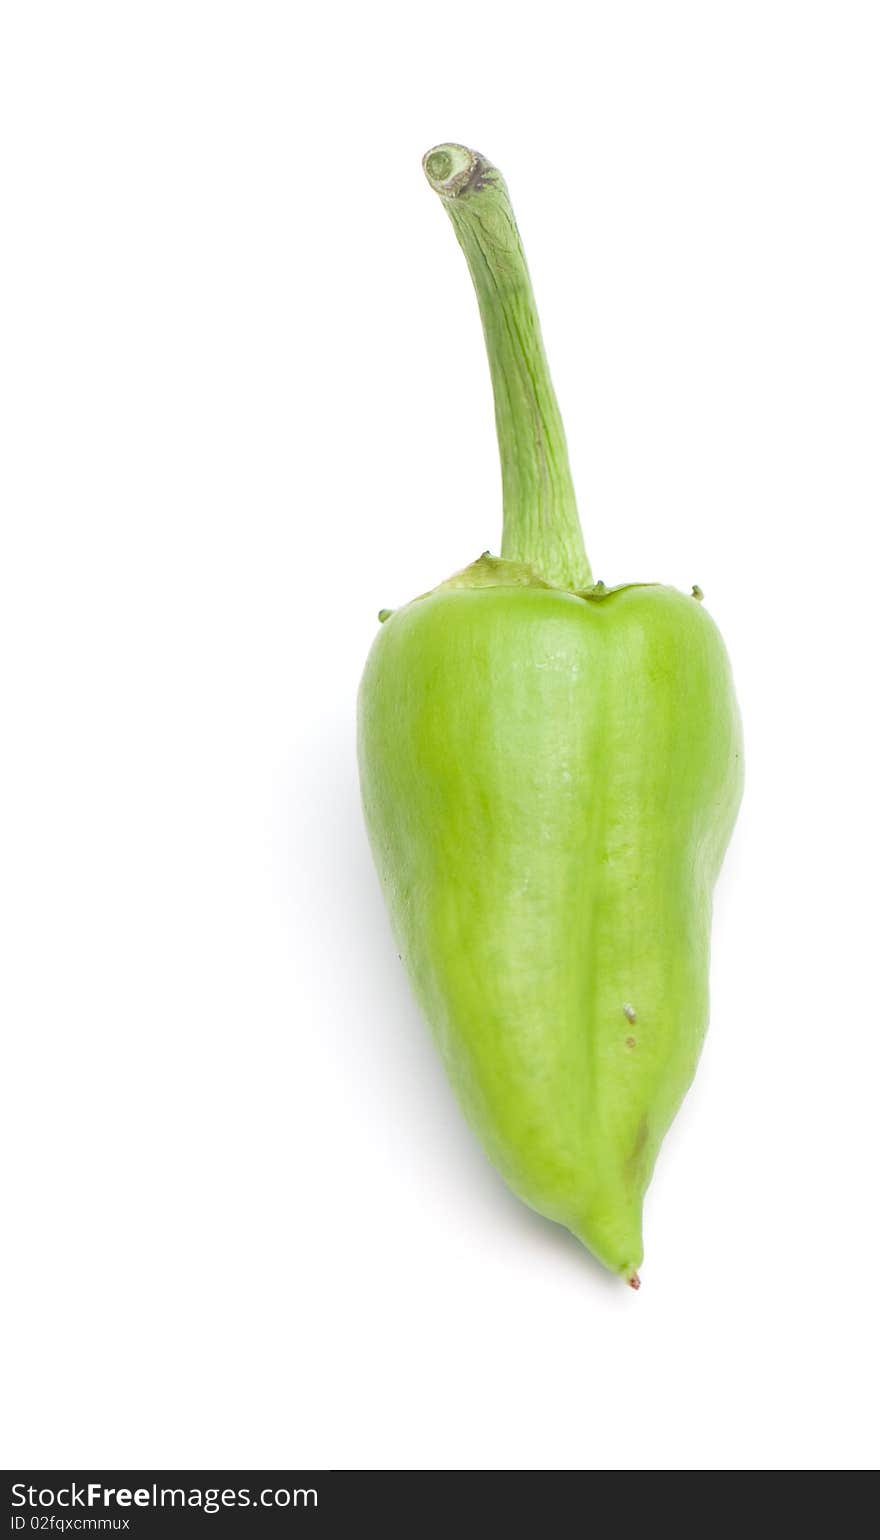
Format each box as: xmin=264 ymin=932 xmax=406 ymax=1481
xmin=422 ymin=142 xmax=485 ymax=200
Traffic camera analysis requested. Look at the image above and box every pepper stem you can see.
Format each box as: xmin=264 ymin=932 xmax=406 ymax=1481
xmin=423 ymin=143 xmax=592 ymax=589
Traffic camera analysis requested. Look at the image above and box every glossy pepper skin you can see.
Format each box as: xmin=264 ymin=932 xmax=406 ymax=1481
xmin=357 ymin=145 xmax=743 ymax=1284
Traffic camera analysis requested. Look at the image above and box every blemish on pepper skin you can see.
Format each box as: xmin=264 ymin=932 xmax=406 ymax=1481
xmin=624 ymin=1116 xmax=650 ymax=1183
xmin=625 ymin=1035 xmax=637 ymax=1049
xmin=623 ymin=1003 xmax=637 ymax=1023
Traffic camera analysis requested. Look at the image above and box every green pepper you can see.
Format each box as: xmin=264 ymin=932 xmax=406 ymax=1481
xmin=357 ymin=143 xmax=743 ymax=1285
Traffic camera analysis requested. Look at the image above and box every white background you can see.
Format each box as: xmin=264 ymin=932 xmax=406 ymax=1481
xmin=2 ymin=1 xmax=878 ymax=1473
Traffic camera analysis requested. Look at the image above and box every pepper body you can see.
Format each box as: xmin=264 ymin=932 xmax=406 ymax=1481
xmin=359 ymin=564 xmax=742 ymax=1277
xmin=358 ymin=146 xmax=742 ymax=1281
